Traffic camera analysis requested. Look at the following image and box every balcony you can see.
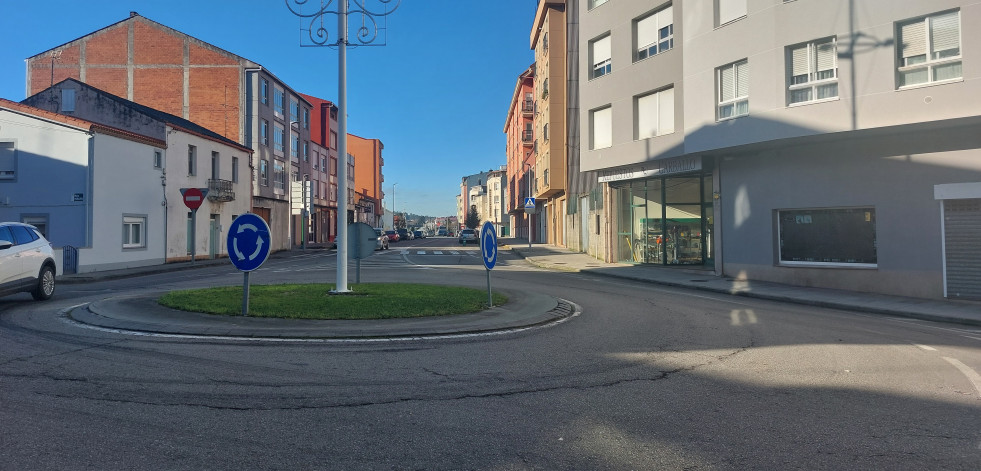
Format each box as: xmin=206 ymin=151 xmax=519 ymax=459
xmin=207 ymin=179 xmax=235 ymax=202
xmin=522 ymin=130 xmax=533 ymax=145
xmin=521 ymin=100 xmax=534 ymax=114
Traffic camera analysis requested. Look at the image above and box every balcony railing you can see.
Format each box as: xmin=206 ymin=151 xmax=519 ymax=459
xmin=522 ymin=130 xmax=533 ymax=143
xmin=207 ymin=179 xmax=235 ymax=202
xmin=521 ymin=100 xmax=534 ymax=113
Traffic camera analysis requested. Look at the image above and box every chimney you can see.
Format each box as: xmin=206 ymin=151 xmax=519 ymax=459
xmin=130 ymin=11 xmax=139 ymax=17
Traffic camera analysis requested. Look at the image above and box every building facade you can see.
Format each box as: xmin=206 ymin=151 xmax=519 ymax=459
xmin=301 ymin=93 xmax=341 ymax=244
xmin=578 ymin=0 xmax=981 ymax=300
xmin=504 ymin=65 xmax=539 ymax=242
xmin=347 ymin=134 xmax=385 ymax=228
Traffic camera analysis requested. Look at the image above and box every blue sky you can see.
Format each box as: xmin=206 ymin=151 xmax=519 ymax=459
xmin=0 ymin=1 xmax=538 ymax=217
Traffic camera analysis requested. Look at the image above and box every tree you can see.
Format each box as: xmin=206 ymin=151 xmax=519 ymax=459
xmin=464 ymin=205 xmax=481 ymax=230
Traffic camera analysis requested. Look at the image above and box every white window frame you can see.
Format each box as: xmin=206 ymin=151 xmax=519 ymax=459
xmin=635 ymin=87 xmax=675 ymax=140
xmin=787 ymin=38 xmax=839 ymax=105
xmin=274 ymin=124 xmax=285 ymax=153
xmin=717 ymin=59 xmax=749 ymax=121
xmin=590 ymin=105 xmax=613 ymax=150
xmin=260 ymin=78 xmax=269 ymax=105
xmin=274 ymin=87 xmax=285 ymax=117
xmin=0 ymin=141 xmax=15 ymax=180
xmin=588 ymin=0 xmax=609 ymax=10
xmin=261 ymin=119 xmax=269 ymax=146
xmin=153 ymin=150 xmax=163 ymax=169
xmin=274 ymin=160 xmax=286 ymax=191
xmin=635 ymin=5 xmax=673 ymax=62
xmin=897 ymin=10 xmax=962 ymax=89
xmin=122 ymin=215 xmax=146 ymax=249
xmin=187 ymin=145 xmax=197 ymax=176
xmin=260 ymin=159 xmax=269 ymax=186
xmin=590 ymin=34 xmax=612 ymax=79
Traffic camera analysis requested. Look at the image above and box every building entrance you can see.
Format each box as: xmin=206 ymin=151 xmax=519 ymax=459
xmin=614 ymin=172 xmax=713 ymax=266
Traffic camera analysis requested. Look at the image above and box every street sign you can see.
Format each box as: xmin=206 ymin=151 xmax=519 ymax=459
xmin=348 ymin=222 xmax=377 ymax=260
xmin=524 ymin=197 xmax=536 ymax=209
xmin=480 ymin=221 xmax=498 ymax=270
xmin=180 ymin=187 xmax=208 ymax=211
xmin=227 ymin=213 xmax=271 ymax=272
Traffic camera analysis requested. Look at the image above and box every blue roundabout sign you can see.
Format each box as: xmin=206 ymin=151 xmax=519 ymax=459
xmin=480 ymin=221 xmax=498 ymax=270
xmin=227 ymin=213 xmax=271 ymax=272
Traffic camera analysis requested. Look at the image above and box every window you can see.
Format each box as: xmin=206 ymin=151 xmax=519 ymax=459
xmin=543 ymin=32 xmax=549 ymax=51
xmin=274 ymin=160 xmax=285 ymax=191
xmin=260 ymin=159 xmax=269 ymax=186
xmin=291 ymin=133 xmax=299 ymax=159
xmin=590 ymin=35 xmax=612 ymax=79
xmin=187 ymin=145 xmax=197 ymax=176
xmin=589 ymin=0 xmax=608 ymax=10
xmin=590 ymin=106 xmax=613 ymax=150
xmin=303 ymin=141 xmax=309 ymax=162
xmin=321 ymin=157 xmax=327 ymax=171
xmin=232 ymin=156 xmax=239 ymax=183
xmin=274 ymin=87 xmax=285 ymax=116
xmin=274 ymin=124 xmax=285 ymax=153
xmin=211 ymin=151 xmax=219 ymax=179
xmin=636 ymin=6 xmax=673 ymax=61
xmin=717 ymin=59 xmax=749 ymax=120
xmin=543 ymin=123 xmax=549 ymax=141
xmin=61 ymin=89 xmax=75 ymax=112
xmin=330 ymin=157 xmax=337 ymax=176
xmin=330 ymin=131 xmax=338 ymax=150
xmin=788 ymin=38 xmax=838 ymax=104
xmin=778 ymin=208 xmax=877 ymax=266
xmin=303 ymin=108 xmax=310 ymax=129
xmin=0 ymin=141 xmax=15 ymax=180
xmin=261 ymin=119 xmax=269 ymax=146
xmin=897 ymin=10 xmax=962 ymax=88
xmin=260 ymin=78 xmax=269 ymax=105
xmin=636 ymin=87 xmax=674 ymax=139
xmin=290 ymin=99 xmax=300 ymax=123
xmin=122 ymin=216 xmax=146 ymax=249
xmin=153 ymin=150 xmax=163 ymax=169
xmin=717 ymin=0 xmax=747 ymax=26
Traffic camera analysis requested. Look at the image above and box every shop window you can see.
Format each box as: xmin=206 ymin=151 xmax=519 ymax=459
xmin=778 ymin=207 xmax=877 ymax=266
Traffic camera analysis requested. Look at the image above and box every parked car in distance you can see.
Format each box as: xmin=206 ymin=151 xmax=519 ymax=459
xmin=385 ymin=230 xmax=399 ymax=243
xmin=0 ymin=222 xmax=56 ymax=301
xmin=437 ymin=228 xmax=448 ymax=236
xmin=458 ymin=228 xmax=478 ymax=244
xmin=373 ymin=228 xmax=389 ymax=250
xmin=397 ymin=228 xmax=411 ymax=241
xmin=413 ymin=230 xmax=424 ymax=239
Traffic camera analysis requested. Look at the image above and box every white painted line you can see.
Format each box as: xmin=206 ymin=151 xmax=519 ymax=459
xmin=943 ymin=357 xmax=981 ymax=397
xmin=451 ymin=251 xmax=459 ymax=255
xmin=417 ymin=251 xmax=426 ymax=255
xmin=434 ymin=251 xmax=443 ymax=255
xmin=914 ymin=344 xmax=937 ymax=351
xmin=965 ymin=336 xmax=981 ymax=341
xmin=400 ymin=250 xmax=409 ymax=254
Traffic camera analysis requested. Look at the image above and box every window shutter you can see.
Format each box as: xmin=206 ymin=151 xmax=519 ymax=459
xmin=900 ymin=19 xmax=926 ymax=59
xmin=593 ymin=107 xmax=612 ymax=149
xmin=659 ymin=6 xmax=673 ymax=31
xmin=637 ymin=93 xmax=657 ymax=139
xmin=720 ymin=65 xmax=735 ymax=102
xmin=930 ymin=11 xmax=960 ymax=55
xmin=593 ymin=36 xmax=611 ymax=66
xmin=735 ymin=60 xmax=749 ymax=97
xmin=790 ymin=44 xmax=810 ymax=77
xmin=719 ymin=0 xmax=746 ymax=25
xmin=61 ymin=89 xmax=76 ymax=112
xmin=658 ymin=88 xmax=675 ymax=135
xmin=637 ymin=14 xmax=657 ymax=49
xmin=816 ymin=40 xmax=836 ymax=73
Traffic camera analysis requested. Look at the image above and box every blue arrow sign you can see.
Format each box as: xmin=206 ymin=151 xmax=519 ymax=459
xmin=524 ymin=197 xmax=536 ymax=208
xmin=480 ymin=221 xmax=498 ymax=270
xmin=227 ymin=213 xmax=271 ymax=272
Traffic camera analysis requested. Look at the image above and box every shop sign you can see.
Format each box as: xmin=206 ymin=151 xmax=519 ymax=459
xmin=598 ymin=156 xmax=701 ymax=183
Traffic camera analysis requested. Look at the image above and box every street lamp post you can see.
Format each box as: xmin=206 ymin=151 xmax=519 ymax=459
xmin=392 ymin=182 xmax=397 ymax=229
xmin=286 ymin=0 xmax=400 ymax=293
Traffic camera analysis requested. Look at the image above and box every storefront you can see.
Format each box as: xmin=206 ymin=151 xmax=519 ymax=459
xmin=601 ymin=157 xmax=714 ymax=266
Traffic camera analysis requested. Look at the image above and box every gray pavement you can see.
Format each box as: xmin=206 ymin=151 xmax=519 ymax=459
xmin=56 ymin=238 xmax=981 ymax=339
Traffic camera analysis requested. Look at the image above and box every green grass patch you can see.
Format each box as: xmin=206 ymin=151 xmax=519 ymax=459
xmin=157 ymin=283 xmax=508 ymax=320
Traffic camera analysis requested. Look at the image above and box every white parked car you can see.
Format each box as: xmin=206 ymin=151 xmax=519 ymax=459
xmin=0 ymin=222 xmax=56 ymax=300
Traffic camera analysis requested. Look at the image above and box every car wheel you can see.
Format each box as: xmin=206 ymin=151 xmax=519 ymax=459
xmin=31 ymin=265 xmax=55 ymax=301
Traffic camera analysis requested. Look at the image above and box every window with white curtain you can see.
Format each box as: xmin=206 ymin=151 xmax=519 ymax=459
xmin=718 ymin=59 xmax=749 ymax=120
xmin=636 ymin=87 xmax=674 ymax=139
xmin=636 ymin=5 xmax=673 ymax=61
xmin=717 ymin=0 xmax=746 ymax=26
xmin=590 ymin=34 xmax=612 ymax=79
xmin=787 ymin=38 xmax=838 ymax=104
xmin=897 ymin=10 xmax=961 ymax=88
xmin=591 ymin=106 xmax=613 ymax=150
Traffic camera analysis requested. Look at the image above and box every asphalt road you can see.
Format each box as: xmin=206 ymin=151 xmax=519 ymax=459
xmin=2 ymin=237 xmax=980 ymax=470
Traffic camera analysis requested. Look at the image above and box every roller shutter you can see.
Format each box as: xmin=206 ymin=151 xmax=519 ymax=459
xmin=943 ymin=198 xmax=981 ymax=299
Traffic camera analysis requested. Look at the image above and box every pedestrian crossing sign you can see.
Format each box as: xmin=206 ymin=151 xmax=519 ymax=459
xmin=524 ymin=197 xmax=535 ymax=209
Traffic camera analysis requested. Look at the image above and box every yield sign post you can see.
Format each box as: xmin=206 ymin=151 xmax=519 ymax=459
xmin=180 ymin=188 xmax=209 ymax=264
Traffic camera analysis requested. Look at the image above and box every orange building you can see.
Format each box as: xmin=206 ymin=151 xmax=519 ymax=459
xmin=504 ymin=64 xmax=537 ymax=242
xmin=347 ymin=134 xmax=385 ymax=227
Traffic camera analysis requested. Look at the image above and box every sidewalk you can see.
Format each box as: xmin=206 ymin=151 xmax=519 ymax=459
xmin=500 ymin=238 xmax=981 ymax=327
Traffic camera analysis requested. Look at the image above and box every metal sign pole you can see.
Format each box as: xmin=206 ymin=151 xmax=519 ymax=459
xmin=486 ymin=268 xmax=492 ymax=308
xmin=242 ymin=271 xmax=250 ymax=316
xmin=191 ymin=209 xmax=197 ymax=264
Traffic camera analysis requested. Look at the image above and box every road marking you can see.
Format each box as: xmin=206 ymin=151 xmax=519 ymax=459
xmin=434 ymin=251 xmax=443 ymax=255
xmin=417 ymin=251 xmax=426 ymax=255
xmin=965 ymin=336 xmax=981 ymax=341
xmin=942 ymin=357 xmax=981 ymax=397
xmin=914 ymin=344 xmax=937 ymax=351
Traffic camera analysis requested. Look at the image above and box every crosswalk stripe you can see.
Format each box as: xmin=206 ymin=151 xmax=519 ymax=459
xmin=433 ymin=251 xmax=443 ymax=255
xmin=417 ymin=251 xmax=426 ymax=254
